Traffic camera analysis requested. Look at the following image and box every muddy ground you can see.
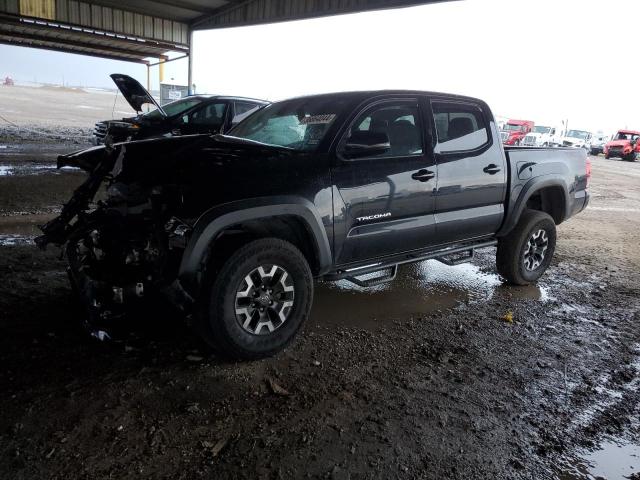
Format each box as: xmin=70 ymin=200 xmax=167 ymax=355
xmin=1 ymin=135 xmax=639 ymax=480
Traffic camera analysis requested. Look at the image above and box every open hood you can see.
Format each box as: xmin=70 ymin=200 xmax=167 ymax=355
xmin=110 ymin=73 xmax=166 ymax=116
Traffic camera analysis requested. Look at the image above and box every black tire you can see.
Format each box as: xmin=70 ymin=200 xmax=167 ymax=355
xmin=496 ymin=210 xmax=557 ymax=286
xmin=624 ymin=152 xmax=637 ymax=162
xmin=196 ymin=238 xmax=313 ymax=360
xmin=605 ymin=153 xmax=610 ymax=160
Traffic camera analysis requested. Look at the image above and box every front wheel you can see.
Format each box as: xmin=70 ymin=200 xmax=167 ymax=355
xmin=496 ymin=210 xmax=557 ymax=285
xmin=624 ymin=152 xmax=637 ymax=162
xmin=197 ymin=238 xmax=313 ymax=360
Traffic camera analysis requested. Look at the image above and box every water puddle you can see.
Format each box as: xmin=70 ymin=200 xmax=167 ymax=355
xmin=0 ymin=163 xmax=77 ymax=176
xmin=0 ymin=213 xmax=55 ymax=244
xmin=310 ymin=259 xmax=549 ymax=330
xmin=559 ymin=440 xmax=640 ymax=480
xmin=558 ymin=348 xmax=640 ymax=480
xmin=0 ymin=234 xmax=34 ymax=246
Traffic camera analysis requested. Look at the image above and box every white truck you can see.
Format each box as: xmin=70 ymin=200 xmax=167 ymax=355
xmin=560 ymin=129 xmax=592 ymax=151
xmin=522 ymin=125 xmax=561 ymax=147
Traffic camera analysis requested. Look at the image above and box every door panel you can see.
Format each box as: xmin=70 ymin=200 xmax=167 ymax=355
xmin=430 ymin=100 xmax=507 ymax=244
xmin=332 ymin=99 xmax=438 ymax=265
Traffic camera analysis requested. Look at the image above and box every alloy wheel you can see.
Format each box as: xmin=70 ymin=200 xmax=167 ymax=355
xmin=523 ymin=229 xmax=549 ymax=271
xmin=234 ymin=264 xmax=295 ymax=335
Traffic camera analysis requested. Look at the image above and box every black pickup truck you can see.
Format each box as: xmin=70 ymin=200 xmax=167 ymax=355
xmin=37 ymin=90 xmax=590 ymax=359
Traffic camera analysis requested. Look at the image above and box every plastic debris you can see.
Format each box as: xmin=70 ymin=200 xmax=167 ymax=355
xmin=202 ymin=437 xmax=229 ymax=457
xmin=266 ymin=377 xmax=290 ymax=396
xmin=502 ymin=311 xmax=514 ymax=323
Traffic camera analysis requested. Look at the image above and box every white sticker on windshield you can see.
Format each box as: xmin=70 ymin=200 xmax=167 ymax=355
xmin=300 ymin=114 xmax=336 ymax=125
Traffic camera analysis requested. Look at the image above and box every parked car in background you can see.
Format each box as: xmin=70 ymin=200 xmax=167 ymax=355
xmin=93 ymin=74 xmax=268 ymax=145
xmin=501 ymin=119 xmax=534 ymax=145
xmin=38 ymin=90 xmax=590 ymax=359
xmin=589 ymin=133 xmax=610 ymax=156
xmin=560 ymin=129 xmax=592 ymax=151
xmin=522 ymin=125 xmax=561 ymax=147
xmin=604 ymin=130 xmax=640 ymax=161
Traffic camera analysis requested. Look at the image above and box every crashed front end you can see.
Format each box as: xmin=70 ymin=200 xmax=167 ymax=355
xmin=36 ymin=143 xmax=192 ymax=339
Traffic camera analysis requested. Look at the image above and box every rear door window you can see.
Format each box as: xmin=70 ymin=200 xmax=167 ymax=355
xmin=431 ymin=102 xmax=489 ymax=154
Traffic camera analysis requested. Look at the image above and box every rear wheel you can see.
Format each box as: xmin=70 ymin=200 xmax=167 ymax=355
xmin=197 ymin=238 xmax=313 ymax=360
xmin=496 ymin=210 xmax=557 ymax=285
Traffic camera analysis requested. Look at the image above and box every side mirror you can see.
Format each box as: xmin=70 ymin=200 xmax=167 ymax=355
xmin=343 ymin=131 xmax=391 ymax=158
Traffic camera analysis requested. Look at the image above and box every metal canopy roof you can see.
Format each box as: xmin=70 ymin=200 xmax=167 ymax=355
xmin=0 ymin=0 xmax=453 ymax=64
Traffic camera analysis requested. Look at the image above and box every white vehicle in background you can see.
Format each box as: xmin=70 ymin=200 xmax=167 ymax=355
xmin=522 ymin=125 xmax=561 ymax=147
xmin=589 ymin=132 xmax=610 ymax=155
xmin=495 ymin=115 xmax=509 ymax=131
xmin=560 ymin=129 xmax=592 ymax=151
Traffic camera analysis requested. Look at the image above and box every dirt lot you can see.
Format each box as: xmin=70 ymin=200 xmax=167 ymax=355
xmin=1 ymin=127 xmax=639 ymax=479
xmin=0 ymin=84 xmax=133 ymax=129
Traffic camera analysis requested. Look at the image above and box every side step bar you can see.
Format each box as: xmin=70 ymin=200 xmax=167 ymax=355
xmin=326 ymin=239 xmax=497 ymax=284
xmin=435 ymin=249 xmax=475 ymax=266
xmin=344 ymin=265 xmax=397 ymax=288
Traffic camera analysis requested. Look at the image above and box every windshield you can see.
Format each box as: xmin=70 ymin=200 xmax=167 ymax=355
xmin=614 ymin=132 xmax=640 ymax=141
xmin=533 ymin=126 xmax=551 ymax=134
xmin=229 ymin=97 xmax=347 ymax=151
xmin=144 ymin=97 xmax=204 ymax=120
xmin=504 ymin=123 xmax=526 ymax=132
xmin=566 ymin=130 xmax=589 ymax=139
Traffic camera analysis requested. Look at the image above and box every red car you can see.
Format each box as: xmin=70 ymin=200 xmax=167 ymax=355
xmin=501 ymin=119 xmax=534 ymax=146
xmin=604 ymin=130 xmax=640 ymax=161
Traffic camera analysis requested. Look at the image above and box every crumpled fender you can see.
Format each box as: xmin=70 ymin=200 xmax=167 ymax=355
xmin=57 ymin=144 xmax=113 ymax=172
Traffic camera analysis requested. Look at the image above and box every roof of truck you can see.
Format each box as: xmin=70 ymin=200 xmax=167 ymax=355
xmin=272 ymin=90 xmax=488 ymax=105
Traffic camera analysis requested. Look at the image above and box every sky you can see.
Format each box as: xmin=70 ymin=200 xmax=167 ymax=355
xmin=0 ymin=47 xmax=187 ymax=90
xmin=193 ymin=0 xmax=639 ymax=134
xmin=1 ymin=0 xmax=638 ymax=134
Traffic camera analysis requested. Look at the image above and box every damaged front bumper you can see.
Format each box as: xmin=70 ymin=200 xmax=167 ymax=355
xmin=36 ymin=146 xmax=116 ymax=249
xmin=36 ymin=145 xmax=194 ymax=340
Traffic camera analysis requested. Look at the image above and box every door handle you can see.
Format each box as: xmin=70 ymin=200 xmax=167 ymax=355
xmin=411 ymin=169 xmax=435 ymax=182
xmin=483 ymin=164 xmax=501 ymax=175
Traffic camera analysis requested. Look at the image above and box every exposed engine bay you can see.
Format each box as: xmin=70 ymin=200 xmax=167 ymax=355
xmin=36 ymin=143 xmax=193 ymax=339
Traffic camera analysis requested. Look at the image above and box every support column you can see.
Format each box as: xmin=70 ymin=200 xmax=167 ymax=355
xmin=188 ymin=29 xmax=194 ymax=95
xmin=159 ymin=55 xmax=166 ymax=85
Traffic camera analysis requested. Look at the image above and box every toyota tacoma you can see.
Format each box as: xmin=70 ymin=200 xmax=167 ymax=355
xmin=36 ymin=91 xmax=590 ymax=359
